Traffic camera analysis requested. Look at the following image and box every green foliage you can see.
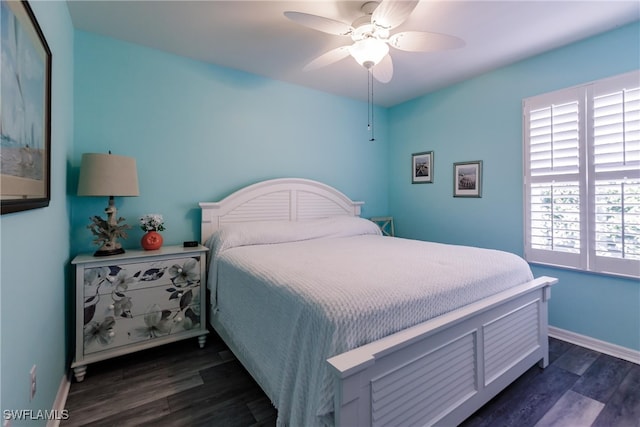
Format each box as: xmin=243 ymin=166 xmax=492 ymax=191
xmin=531 ymin=180 xmax=640 ymax=259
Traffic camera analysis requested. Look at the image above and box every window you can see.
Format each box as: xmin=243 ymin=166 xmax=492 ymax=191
xmin=523 ymin=70 xmax=640 ymax=278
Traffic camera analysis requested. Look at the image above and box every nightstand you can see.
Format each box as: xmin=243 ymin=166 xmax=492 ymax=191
xmin=370 ymin=216 xmax=395 ymax=236
xmin=71 ymin=245 xmax=209 ymax=382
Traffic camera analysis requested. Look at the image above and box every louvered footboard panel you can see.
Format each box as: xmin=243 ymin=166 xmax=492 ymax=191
xmin=371 ymin=333 xmax=477 ymax=427
xmin=484 ymin=301 xmax=540 ymax=385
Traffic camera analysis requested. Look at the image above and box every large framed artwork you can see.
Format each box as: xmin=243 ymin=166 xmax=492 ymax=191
xmin=412 ymin=151 xmax=433 ymax=184
xmin=453 ymin=160 xmax=482 ymax=197
xmin=0 ymin=0 xmax=52 ymax=214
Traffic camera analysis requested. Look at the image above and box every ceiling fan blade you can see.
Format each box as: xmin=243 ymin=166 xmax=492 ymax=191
xmin=389 ymin=31 xmax=465 ymax=52
xmin=371 ymin=0 xmax=419 ymax=30
xmin=371 ymin=54 xmax=393 ymax=83
xmin=284 ymin=11 xmax=353 ymax=36
xmin=303 ymin=46 xmax=351 ymax=71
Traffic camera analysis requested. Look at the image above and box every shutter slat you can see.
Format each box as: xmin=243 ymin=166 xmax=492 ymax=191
xmin=529 ymin=102 xmax=580 ymax=176
xmin=529 ymin=182 xmax=581 ymax=253
xmin=594 ymin=87 xmax=640 ymax=173
xmin=594 ymin=179 xmax=640 ymax=260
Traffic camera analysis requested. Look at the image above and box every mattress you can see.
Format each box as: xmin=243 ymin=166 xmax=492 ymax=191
xmin=205 ymin=217 xmax=534 ymax=426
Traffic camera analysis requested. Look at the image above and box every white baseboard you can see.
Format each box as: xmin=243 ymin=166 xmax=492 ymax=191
xmin=549 ymin=326 xmax=640 ymax=365
xmin=46 ymin=372 xmax=71 ymax=427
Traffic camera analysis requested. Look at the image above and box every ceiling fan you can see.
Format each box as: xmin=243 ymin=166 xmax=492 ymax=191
xmin=284 ymin=0 xmax=465 ymax=83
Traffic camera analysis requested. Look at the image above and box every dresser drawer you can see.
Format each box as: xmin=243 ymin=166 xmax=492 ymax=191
xmin=84 ymin=303 xmax=202 ymax=355
xmin=83 ymin=256 xmax=202 ymax=297
xmin=85 ymin=283 xmax=201 ymax=324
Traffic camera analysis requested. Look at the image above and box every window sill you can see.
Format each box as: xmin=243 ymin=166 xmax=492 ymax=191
xmin=528 ymin=261 xmax=639 ymax=281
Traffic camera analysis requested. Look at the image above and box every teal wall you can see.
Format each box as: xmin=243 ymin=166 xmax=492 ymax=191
xmin=388 ymin=21 xmax=640 ymax=351
xmin=0 ymin=0 xmax=74 ymax=417
xmin=71 ymin=31 xmax=389 ymax=255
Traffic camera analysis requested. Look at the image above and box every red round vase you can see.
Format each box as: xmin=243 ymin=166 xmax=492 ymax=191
xmin=141 ymin=231 xmax=163 ymax=250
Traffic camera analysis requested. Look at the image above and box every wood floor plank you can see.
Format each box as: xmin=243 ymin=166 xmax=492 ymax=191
xmin=161 ymin=389 xmax=266 ymax=427
xmin=548 ymin=337 xmax=575 ymax=364
xmin=117 ymin=340 xmax=222 ymax=379
xmin=591 ymin=364 xmax=640 ymax=427
xmin=64 ymin=373 xmax=203 ymax=425
xmin=553 ymin=344 xmax=601 ymax=376
xmin=78 ymin=398 xmax=171 ymax=427
xmin=247 ymin=395 xmax=277 ymax=423
xmin=66 ymin=366 xmax=124 ymax=398
xmin=572 ymin=354 xmax=634 ymax=403
xmin=167 ymin=361 xmax=261 ymax=412
xmin=533 ymin=390 xmax=604 ymax=427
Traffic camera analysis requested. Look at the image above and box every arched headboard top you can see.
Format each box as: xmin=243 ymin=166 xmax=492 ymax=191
xmin=199 ymin=178 xmax=364 ymax=243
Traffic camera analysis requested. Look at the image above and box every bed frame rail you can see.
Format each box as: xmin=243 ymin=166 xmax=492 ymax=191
xmin=328 ymin=276 xmax=557 ymax=427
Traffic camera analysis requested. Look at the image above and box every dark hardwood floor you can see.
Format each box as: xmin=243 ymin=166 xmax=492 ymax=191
xmin=63 ymin=333 xmax=640 ymax=427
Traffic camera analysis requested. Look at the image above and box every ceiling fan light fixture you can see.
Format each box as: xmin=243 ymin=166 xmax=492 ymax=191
xmin=348 ymin=38 xmax=389 ymax=69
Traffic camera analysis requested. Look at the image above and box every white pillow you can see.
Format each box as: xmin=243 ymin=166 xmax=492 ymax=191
xmin=206 ymin=216 xmax=381 ymax=254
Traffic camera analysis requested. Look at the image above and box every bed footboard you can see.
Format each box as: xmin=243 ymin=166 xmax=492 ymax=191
xmin=328 ymin=276 xmax=557 ymax=427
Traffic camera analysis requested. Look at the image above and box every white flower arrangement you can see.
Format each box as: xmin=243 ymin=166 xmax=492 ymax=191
xmin=140 ymin=214 xmax=166 ymax=232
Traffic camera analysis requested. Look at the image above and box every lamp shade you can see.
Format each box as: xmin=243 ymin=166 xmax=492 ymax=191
xmin=77 ymin=153 xmax=139 ymax=197
xmin=349 ymin=38 xmax=389 ymax=69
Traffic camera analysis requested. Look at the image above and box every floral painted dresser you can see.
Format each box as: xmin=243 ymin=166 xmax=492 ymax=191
xmin=71 ymin=245 xmax=209 ymax=382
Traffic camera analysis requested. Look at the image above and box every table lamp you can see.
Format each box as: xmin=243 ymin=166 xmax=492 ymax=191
xmin=77 ymin=152 xmax=139 ymax=256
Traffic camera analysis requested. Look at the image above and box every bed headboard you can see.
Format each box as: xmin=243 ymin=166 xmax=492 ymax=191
xmin=199 ymin=178 xmax=364 ymax=243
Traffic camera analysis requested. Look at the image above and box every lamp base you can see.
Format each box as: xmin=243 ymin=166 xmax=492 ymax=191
xmin=94 ymin=247 xmax=126 ymax=257
xmin=87 ymin=198 xmax=132 ymax=257
xmin=93 ymin=235 xmax=125 ymax=257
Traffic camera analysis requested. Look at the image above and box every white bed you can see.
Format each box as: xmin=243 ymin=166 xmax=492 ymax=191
xmin=199 ymin=178 xmax=557 ymax=427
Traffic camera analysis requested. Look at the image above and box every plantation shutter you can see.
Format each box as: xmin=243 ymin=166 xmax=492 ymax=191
xmin=524 ymin=87 xmax=585 ymax=269
xmin=524 ymin=70 xmax=640 ymax=278
xmin=590 ymin=75 xmax=640 ymax=276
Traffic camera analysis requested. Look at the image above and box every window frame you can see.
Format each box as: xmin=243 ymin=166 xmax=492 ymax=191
xmin=523 ymin=70 xmax=640 ymax=279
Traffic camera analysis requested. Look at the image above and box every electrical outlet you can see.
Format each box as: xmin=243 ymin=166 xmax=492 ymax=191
xmin=29 ymin=365 xmax=36 ymax=401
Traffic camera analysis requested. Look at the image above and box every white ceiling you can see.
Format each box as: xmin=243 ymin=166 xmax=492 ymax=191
xmin=67 ymin=0 xmax=639 ymax=107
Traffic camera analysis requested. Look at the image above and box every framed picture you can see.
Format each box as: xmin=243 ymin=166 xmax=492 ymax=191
xmin=453 ymin=161 xmax=482 ymax=197
xmin=1 ymin=0 xmax=52 ymax=214
xmin=412 ymin=151 xmax=433 ymax=184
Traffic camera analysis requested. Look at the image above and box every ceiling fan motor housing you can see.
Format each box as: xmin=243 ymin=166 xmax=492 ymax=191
xmin=351 ymin=22 xmax=390 ymax=42
xmin=352 ymin=1 xmax=388 ymax=43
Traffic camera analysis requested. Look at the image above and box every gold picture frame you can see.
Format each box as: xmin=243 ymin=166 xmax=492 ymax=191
xmin=1 ymin=0 xmax=52 ymax=214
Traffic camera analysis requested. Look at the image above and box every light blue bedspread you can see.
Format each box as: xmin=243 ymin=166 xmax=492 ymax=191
xmin=206 ymin=217 xmax=533 ymax=426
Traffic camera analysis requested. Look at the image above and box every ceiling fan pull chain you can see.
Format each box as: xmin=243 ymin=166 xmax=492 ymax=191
xmin=367 ymin=69 xmax=371 ymax=133
xmin=369 ymin=69 xmax=375 ymax=142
